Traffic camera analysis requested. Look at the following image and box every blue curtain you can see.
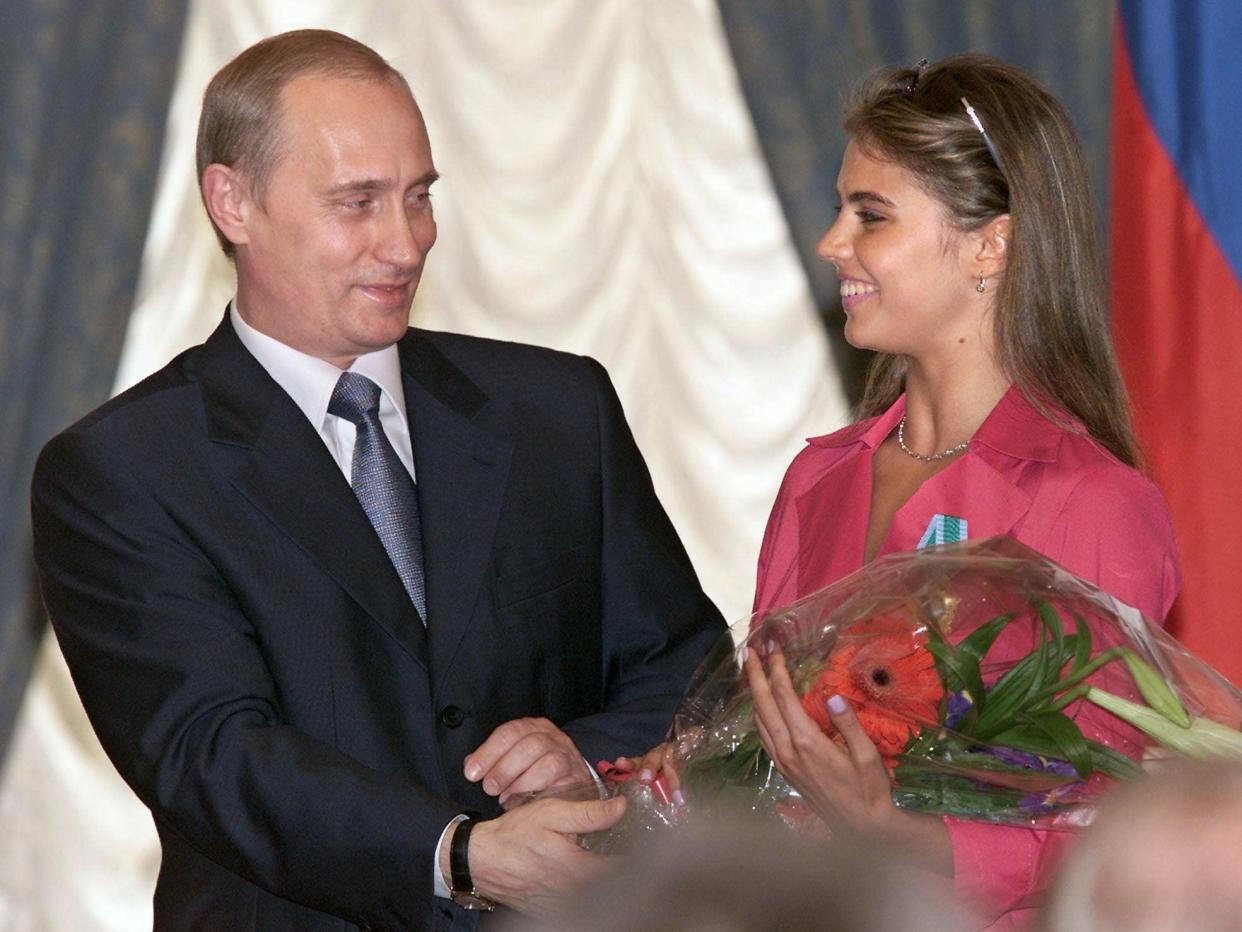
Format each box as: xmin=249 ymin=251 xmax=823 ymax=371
xmin=0 ymin=0 xmax=188 ymax=758
xmin=717 ymin=0 xmax=1114 ymax=401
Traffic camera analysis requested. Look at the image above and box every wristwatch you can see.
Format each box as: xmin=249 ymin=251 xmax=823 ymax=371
xmin=450 ymin=817 xmax=496 ymax=911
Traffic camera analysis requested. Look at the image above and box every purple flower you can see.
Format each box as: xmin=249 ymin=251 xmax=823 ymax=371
xmin=985 ymin=745 xmax=1078 ymax=777
xmin=944 ymin=691 xmax=974 ymax=729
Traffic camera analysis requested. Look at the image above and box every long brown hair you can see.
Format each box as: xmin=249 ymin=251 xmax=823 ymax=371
xmin=845 ymin=55 xmax=1138 ymax=467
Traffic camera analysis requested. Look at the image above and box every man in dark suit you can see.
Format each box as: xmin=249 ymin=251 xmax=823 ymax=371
xmin=30 ymin=30 xmax=723 ymax=931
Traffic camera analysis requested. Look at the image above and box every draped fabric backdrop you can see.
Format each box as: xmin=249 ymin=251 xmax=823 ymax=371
xmin=1 ymin=1 xmax=843 ymax=927
xmin=0 ymin=4 xmax=190 ymax=922
xmin=1111 ymin=0 xmax=1242 ymax=686
xmin=7 ymin=2 xmax=1226 ymax=929
xmin=0 ymin=0 xmax=188 ymax=761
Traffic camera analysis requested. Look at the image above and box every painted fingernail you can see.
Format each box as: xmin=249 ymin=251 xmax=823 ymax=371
xmin=671 ymin=789 xmax=686 ymax=807
xmin=464 ymin=762 xmax=482 ymax=781
xmin=827 ymin=694 xmax=848 ymax=715
xmin=766 ymin=640 xmax=776 ymax=655
xmin=741 ymin=645 xmax=749 ymax=663
xmin=639 ymin=769 xmax=654 ymax=784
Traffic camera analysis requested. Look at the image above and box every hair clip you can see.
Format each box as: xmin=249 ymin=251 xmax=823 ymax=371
xmin=905 ymin=58 xmax=929 ymax=93
xmin=961 ymin=97 xmax=1007 ymax=175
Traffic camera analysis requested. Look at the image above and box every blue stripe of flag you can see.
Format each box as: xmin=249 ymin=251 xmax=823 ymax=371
xmin=1118 ymin=0 xmax=1242 ymax=282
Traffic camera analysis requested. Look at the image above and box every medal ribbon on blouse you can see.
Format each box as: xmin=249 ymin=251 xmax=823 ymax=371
xmin=918 ymin=514 xmax=968 ymax=549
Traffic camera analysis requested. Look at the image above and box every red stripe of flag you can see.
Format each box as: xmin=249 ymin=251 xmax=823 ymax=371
xmin=1111 ymin=17 xmax=1242 ymax=684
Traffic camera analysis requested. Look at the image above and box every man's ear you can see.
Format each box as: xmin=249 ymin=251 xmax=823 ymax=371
xmin=975 ymin=214 xmax=1011 ymax=279
xmin=201 ymin=164 xmax=253 ymax=248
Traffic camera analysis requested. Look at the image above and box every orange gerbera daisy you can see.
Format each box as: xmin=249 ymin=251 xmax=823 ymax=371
xmin=800 ymin=613 xmax=943 ymax=758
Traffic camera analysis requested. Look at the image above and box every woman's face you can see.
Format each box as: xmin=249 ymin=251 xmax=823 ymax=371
xmin=817 ymin=140 xmax=992 ymax=361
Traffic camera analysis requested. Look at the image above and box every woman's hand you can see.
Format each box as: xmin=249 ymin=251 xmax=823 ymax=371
xmin=609 ymin=743 xmax=685 ymax=807
xmin=745 ymin=644 xmax=953 ymax=873
xmin=744 ymin=643 xmax=894 ymax=832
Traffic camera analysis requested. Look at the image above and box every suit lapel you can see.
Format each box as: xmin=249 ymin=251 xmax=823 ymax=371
xmin=400 ymin=334 xmax=512 ymax=696
xmin=192 ymin=318 xmax=429 ymax=667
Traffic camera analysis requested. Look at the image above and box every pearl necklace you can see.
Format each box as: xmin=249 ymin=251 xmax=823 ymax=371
xmin=896 ymin=417 xmax=969 ymax=462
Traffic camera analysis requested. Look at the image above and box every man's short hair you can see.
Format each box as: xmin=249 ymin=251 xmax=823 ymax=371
xmin=196 ymin=29 xmax=410 ymax=258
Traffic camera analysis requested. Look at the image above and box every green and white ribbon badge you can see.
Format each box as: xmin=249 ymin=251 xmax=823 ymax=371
xmin=918 ymin=514 xmax=968 ymax=548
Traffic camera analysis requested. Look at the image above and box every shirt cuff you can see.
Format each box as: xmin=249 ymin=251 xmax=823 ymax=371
xmin=433 ymin=814 xmax=469 ymax=899
xmin=435 ymin=758 xmax=597 ymax=899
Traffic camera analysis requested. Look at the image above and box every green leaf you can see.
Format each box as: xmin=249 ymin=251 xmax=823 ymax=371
xmin=959 ymin=612 xmax=1017 ymax=665
xmin=925 ymin=625 xmax=987 ymax=730
xmin=988 ymin=721 xmax=1073 ymax=766
xmin=1033 ymin=602 xmax=1096 ymax=703
xmin=956 ymin=612 xmax=1016 ymax=713
xmin=1086 ymin=742 xmax=1144 ymax=781
xmin=1031 ymin=601 xmax=1086 ymax=701
xmin=1022 ymin=709 xmax=1092 ymax=778
xmin=925 ymin=634 xmax=971 ymax=695
xmin=976 ymin=606 xmax=1089 ymax=738
xmin=1034 ymin=599 xmax=1064 ymax=650
xmin=891 ymin=774 xmax=1029 ymax=819
xmin=682 ymin=733 xmax=773 ymax=798
xmin=1034 ymin=599 xmax=1066 ymax=666
xmin=1068 ymin=613 xmax=1092 ymax=679
xmin=976 ymin=647 xmax=1053 ymax=738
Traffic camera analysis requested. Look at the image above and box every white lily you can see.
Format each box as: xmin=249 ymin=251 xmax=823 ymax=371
xmin=1120 ymin=651 xmax=1192 ymax=728
xmin=1086 ymin=687 xmax=1242 ymax=759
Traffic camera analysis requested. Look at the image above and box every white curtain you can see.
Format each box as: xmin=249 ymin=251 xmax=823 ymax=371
xmin=0 ymin=2 xmax=846 ymax=928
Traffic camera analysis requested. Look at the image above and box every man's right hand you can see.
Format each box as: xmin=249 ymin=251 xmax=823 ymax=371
xmin=465 ymin=795 xmax=626 ymax=917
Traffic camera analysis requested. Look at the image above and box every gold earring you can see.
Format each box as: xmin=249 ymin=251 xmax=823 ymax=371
xmin=976 ymin=275 xmax=986 ymax=294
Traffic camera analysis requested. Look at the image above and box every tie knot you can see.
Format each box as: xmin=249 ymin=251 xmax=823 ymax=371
xmin=328 ymin=372 xmax=382 ymax=424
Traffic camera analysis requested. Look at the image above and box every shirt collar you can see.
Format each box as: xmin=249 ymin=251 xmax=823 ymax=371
xmin=807 ymin=385 xmax=1063 ymax=463
xmin=229 ymin=302 xmax=408 ymax=428
xmin=808 ymin=395 xmax=905 ymax=450
xmin=971 ymin=385 xmax=1065 ymax=463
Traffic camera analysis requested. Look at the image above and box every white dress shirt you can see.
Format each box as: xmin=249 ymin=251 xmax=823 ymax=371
xmin=229 ymin=303 xmax=416 ymax=484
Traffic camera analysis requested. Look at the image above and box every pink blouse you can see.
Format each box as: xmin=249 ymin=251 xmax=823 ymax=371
xmin=752 ymin=387 xmax=1181 ymax=929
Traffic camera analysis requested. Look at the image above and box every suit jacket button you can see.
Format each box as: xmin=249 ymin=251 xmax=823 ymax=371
xmin=439 ymin=705 xmax=464 ymax=728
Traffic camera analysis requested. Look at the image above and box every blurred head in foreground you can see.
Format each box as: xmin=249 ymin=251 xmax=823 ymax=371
xmin=506 ymin=817 xmax=972 ymax=931
xmin=1042 ymin=760 xmax=1242 ymax=931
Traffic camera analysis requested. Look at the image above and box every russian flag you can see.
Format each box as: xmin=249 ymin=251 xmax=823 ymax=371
xmin=1112 ymin=1 xmax=1242 ymax=683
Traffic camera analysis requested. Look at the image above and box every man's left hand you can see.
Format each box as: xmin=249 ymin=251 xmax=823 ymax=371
xmin=464 ymin=718 xmax=592 ymax=804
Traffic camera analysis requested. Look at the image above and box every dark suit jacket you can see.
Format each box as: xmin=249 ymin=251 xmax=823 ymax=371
xmin=31 ymin=317 xmax=724 ymax=931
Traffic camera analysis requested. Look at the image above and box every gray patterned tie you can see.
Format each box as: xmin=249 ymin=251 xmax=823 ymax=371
xmin=329 ymin=372 xmax=427 ymax=622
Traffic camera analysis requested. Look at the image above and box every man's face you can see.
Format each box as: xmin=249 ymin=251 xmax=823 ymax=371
xmin=233 ymin=74 xmax=438 ymax=367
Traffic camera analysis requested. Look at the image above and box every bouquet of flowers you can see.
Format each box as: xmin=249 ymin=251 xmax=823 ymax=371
xmin=582 ymin=537 xmax=1242 ymax=840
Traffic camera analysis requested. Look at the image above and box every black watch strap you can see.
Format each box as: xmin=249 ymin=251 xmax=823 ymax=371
xmin=449 ymin=816 xmax=480 ymax=895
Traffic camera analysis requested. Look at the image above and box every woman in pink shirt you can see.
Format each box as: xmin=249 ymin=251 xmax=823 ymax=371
xmin=742 ymin=55 xmax=1180 ymax=930
xmin=627 ymin=54 xmax=1180 ymax=930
